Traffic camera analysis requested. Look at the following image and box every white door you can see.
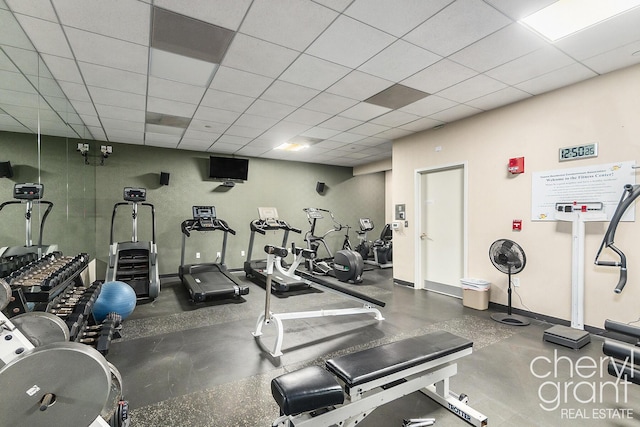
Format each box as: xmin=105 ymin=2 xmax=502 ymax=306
xmin=417 ymin=165 xmax=465 ymax=296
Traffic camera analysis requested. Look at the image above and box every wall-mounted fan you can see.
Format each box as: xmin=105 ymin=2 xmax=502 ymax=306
xmin=489 ymin=239 xmax=529 ymax=326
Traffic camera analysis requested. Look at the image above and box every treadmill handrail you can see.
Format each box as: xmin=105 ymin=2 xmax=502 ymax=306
xmin=249 ymin=218 xmax=301 ymax=234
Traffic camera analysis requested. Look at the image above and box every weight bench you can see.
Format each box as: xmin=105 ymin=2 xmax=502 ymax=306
xmin=271 ymin=330 xmax=488 ymax=427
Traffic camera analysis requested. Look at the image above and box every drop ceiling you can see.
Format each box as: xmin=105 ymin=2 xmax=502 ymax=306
xmin=1 ymin=0 xmax=640 ymax=167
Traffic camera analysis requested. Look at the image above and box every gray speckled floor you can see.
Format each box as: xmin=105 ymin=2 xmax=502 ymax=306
xmin=106 ymin=270 xmax=640 ymax=426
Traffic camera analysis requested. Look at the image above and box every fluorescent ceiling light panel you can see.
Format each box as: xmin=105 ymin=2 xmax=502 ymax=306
xmin=275 ymin=142 xmax=308 ymax=151
xmin=150 ymin=48 xmax=217 ymax=86
xmin=520 ymin=0 xmax=640 ymax=41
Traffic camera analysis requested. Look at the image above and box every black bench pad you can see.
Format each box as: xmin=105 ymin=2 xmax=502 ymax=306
xmin=326 ymin=331 xmax=472 ymax=387
xmin=271 ymin=366 xmax=344 ymax=416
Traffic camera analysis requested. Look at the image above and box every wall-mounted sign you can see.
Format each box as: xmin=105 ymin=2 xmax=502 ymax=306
xmin=559 ymin=143 xmax=598 ymax=162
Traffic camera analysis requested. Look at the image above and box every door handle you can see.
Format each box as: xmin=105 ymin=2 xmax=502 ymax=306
xmin=420 ymin=233 xmax=427 ymax=240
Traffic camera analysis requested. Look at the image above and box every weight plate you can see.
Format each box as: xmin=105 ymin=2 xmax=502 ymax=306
xmin=103 ymin=362 xmax=124 ymax=421
xmin=0 ymin=278 xmax=11 ymax=311
xmin=0 ymin=342 xmax=112 ymax=427
xmin=10 ymin=312 xmax=70 ymax=346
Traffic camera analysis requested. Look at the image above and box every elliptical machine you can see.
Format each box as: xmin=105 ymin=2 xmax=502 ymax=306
xmin=302 ymin=207 xmax=363 ymax=284
xmin=105 ymin=188 xmax=159 ymax=300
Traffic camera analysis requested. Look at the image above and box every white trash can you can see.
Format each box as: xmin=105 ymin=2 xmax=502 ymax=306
xmin=460 ymin=278 xmax=491 ymax=310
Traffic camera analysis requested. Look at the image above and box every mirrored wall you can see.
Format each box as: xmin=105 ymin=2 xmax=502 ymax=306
xmin=0 ymin=4 xmax=97 ymax=259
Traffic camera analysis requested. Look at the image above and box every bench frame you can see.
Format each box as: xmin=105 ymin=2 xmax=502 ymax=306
xmin=271 ymin=344 xmax=488 ymax=427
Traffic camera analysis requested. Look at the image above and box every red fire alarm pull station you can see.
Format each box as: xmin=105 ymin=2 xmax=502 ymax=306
xmin=508 ymin=157 xmax=524 ymax=174
xmin=513 ymin=220 xmax=522 ymax=231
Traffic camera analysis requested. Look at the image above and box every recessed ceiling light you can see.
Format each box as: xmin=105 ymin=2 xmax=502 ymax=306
xmin=275 ymin=142 xmax=309 ymax=152
xmin=520 ymin=0 xmax=640 ymax=42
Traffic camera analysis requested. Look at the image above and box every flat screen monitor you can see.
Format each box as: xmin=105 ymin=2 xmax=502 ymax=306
xmin=209 ymin=156 xmax=249 ymax=181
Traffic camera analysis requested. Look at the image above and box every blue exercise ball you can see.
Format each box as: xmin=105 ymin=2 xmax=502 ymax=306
xmin=92 ymin=281 xmax=136 ymax=322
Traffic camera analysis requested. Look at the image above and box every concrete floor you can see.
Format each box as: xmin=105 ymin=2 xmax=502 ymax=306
xmin=107 ymin=268 xmax=640 ymax=427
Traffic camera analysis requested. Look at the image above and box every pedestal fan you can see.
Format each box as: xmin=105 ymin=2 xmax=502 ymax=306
xmin=489 ymin=239 xmax=529 ymax=326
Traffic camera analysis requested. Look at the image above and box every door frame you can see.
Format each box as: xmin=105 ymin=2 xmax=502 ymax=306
xmin=414 ymin=162 xmax=468 ymax=291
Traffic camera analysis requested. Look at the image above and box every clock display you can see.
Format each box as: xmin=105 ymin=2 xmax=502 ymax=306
xmin=559 ymin=143 xmax=598 ymax=162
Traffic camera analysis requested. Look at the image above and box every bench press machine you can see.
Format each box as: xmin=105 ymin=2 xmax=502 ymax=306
xmin=271 ymin=330 xmax=488 ymax=427
xmin=253 ymin=245 xmax=384 ymax=357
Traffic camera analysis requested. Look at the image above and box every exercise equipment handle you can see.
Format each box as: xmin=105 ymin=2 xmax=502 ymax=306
xmin=217 ymin=219 xmax=236 ymax=235
xmin=264 ymin=245 xmax=288 ymax=258
xmin=614 ymin=268 xmax=627 ymax=294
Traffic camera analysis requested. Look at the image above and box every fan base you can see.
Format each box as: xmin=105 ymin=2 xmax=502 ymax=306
xmin=490 ymin=312 xmax=530 ymax=326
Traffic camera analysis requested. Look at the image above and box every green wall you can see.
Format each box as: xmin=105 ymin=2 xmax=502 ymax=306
xmin=1 ymin=132 xmax=386 ymax=277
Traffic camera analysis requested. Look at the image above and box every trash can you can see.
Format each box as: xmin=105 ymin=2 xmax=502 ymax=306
xmin=460 ymin=278 xmax=491 ymax=310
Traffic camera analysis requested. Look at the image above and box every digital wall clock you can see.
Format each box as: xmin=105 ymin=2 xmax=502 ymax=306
xmin=559 ymin=143 xmax=598 ymax=162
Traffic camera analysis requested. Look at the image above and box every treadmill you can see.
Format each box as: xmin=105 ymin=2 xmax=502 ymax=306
xmin=0 ymin=183 xmax=58 ymax=258
xmin=106 ymin=187 xmax=160 ymax=300
xmin=179 ymin=206 xmax=249 ymax=302
xmin=244 ymin=207 xmax=309 ymax=292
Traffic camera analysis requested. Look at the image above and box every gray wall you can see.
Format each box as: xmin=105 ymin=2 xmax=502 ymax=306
xmin=1 ymin=132 xmax=385 ymax=277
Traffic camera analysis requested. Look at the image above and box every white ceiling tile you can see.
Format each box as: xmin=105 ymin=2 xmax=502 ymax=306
xmin=216 ymin=135 xmax=251 ymax=145
xmin=78 ymin=62 xmax=147 ymax=95
xmin=429 ymin=104 xmax=482 ymax=122
xmin=234 ymin=113 xmax=279 ymax=130
xmin=315 ymin=139 xmax=349 ymax=149
xmin=225 ymin=124 xmax=263 ymax=138
xmin=208 ymin=143 xmax=242 ymax=154
xmin=235 ymin=145 xmax=270 ymax=156
xmin=553 ymin=7 xmax=640 ymax=61
xmin=401 ymin=59 xmax=477 ymax=94
xmin=147 ymin=96 xmax=196 ymax=117
xmin=77 ymin=113 xmax=101 ymax=127
xmin=312 ymin=0 xmax=352 ymax=13
xmin=582 ymin=41 xmax=640 ymax=75
xmin=303 ymin=92 xmax=359 ymax=115
xmin=0 ymin=87 xmax=38 ymax=107
xmin=6 ymin=0 xmax=58 ymax=21
xmin=1 ymin=46 xmax=39 ymax=76
xmin=148 ymin=76 xmax=205 ymax=104
xmin=210 ymin=66 xmax=273 ymax=98
xmin=339 ymin=102 xmax=390 ymax=121
xmin=326 ymin=70 xmax=393 ymax=101
xmin=318 ymin=116 xmax=362 ymax=131
xmin=14 ymin=14 xmax=72 ymax=58
xmin=184 ymin=126 xmax=227 ymax=140
xmin=53 ymin=0 xmax=150 ymax=44
xmin=246 ymin=138 xmax=279 ymax=148
xmin=515 ymin=63 xmax=598 ymax=95
xmin=280 ymin=54 xmax=350 ymax=91
xmin=358 ymin=39 xmax=441 ymax=82
xmin=465 ymin=86 xmax=531 ymax=110
xmin=40 ymin=54 xmax=83 ymax=84
xmin=193 ymin=106 xmax=241 ymax=124
xmin=348 ymin=122 xmax=389 ymax=136
xmin=404 ymin=0 xmax=510 ymax=57
xmin=260 ymin=81 xmax=319 ymax=107
xmin=399 ymin=95 xmax=457 ymax=116
xmin=345 ymin=0 xmax=452 ymax=37
xmin=94 ymin=104 xmax=145 ymax=122
xmin=105 ymin=128 xmax=143 ymax=142
xmin=244 ymin=99 xmax=296 ymax=120
xmin=0 ymin=10 xmax=36 ymax=51
xmin=370 ymin=110 xmax=421 ymax=127
xmin=259 ymin=121 xmax=311 ymax=142
xmin=240 ymin=0 xmax=338 ymax=51
xmin=144 ymin=133 xmax=180 ymax=147
xmin=153 ymin=0 xmax=251 ymax=31
xmin=178 ymin=139 xmax=214 ymax=151
xmin=300 ymin=126 xmax=340 ymax=139
xmin=65 ymin=27 xmax=148 ymax=74
xmin=85 ymin=126 xmax=107 ymax=141
xmin=285 ymin=108 xmax=333 ymax=126
xmin=150 ymin=48 xmax=217 ymax=86
xmin=330 ymin=133 xmax=368 ymax=144
xmin=484 ymin=0 xmax=556 ymax=20
xmin=200 ymin=89 xmax=254 ymax=112
xmin=222 ymin=33 xmax=299 ymax=78
xmin=437 ymin=74 xmax=507 ymax=103
xmin=485 ymin=46 xmax=576 ymax=86
xmin=399 ymin=117 xmax=444 ymax=132
xmin=57 ymin=79 xmax=98 ymax=102
xmin=145 ymin=123 xmax=184 ymax=136
xmin=449 ymin=23 xmax=547 ymax=72
xmin=306 ymin=15 xmax=395 ymax=68
xmin=101 ymin=118 xmax=144 ymax=132
xmin=89 ymin=86 xmax=146 ymax=110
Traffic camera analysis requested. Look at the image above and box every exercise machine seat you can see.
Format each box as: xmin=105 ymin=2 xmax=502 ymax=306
xmin=271 ymin=365 xmax=344 ymax=415
xmin=326 ymin=331 xmax=471 ymax=387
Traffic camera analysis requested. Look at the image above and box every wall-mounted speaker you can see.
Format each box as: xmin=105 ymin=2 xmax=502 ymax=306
xmin=0 ymin=161 xmax=13 ymax=178
xmin=316 ymin=181 xmax=325 ymax=194
xmin=160 ymin=172 xmax=170 ymax=186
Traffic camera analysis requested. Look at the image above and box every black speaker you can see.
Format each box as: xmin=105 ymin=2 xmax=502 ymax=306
xmin=160 ymin=172 xmax=170 ymax=186
xmin=316 ymin=181 xmax=325 ymax=194
xmin=0 ymin=161 xmax=13 ymax=178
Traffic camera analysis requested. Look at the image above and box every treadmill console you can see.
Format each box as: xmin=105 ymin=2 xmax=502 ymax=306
xmin=123 ymin=187 xmax=146 ymax=202
xmin=258 ymin=207 xmax=279 ymax=227
xmin=193 ymin=206 xmax=216 ymax=227
xmin=14 ymin=183 xmax=44 ymax=200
